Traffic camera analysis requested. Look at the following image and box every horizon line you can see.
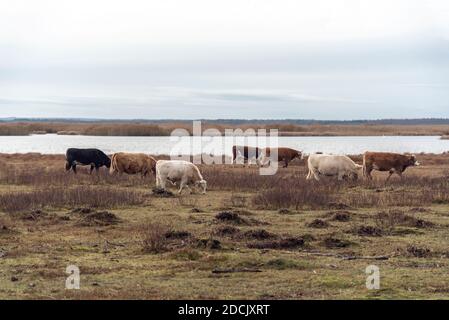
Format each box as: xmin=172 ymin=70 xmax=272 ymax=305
xmin=2 ymin=117 xmax=449 ymax=122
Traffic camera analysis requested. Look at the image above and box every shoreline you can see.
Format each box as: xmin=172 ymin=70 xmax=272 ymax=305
xmin=0 ymin=132 xmax=447 ymax=138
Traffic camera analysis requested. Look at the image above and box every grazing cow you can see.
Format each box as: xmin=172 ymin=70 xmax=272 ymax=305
xmin=65 ymin=148 xmax=111 ymax=174
xmin=232 ymin=146 xmax=261 ymax=166
xmin=258 ymin=147 xmax=303 ymax=168
xmin=109 ymin=153 xmax=157 ymax=177
xmin=156 ymin=160 xmax=207 ymax=194
xmin=307 ymin=154 xmax=363 ymax=181
xmin=363 ymin=152 xmax=420 ymax=181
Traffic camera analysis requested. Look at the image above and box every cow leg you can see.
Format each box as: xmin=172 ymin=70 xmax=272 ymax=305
xmin=65 ymin=161 xmax=72 ymax=172
xmin=283 ymin=158 xmax=289 ymax=168
xmin=90 ymin=165 xmax=95 ymax=174
xmin=386 ymin=170 xmax=394 ymax=182
xmin=311 ymin=169 xmax=320 ymax=181
xmin=72 ymin=164 xmax=77 ymax=174
xmin=337 ymin=172 xmax=345 ymax=181
xmin=178 ymin=179 xmax=187 ymax=194
xmin=364 ymin=167 xmax=373 ymax=180
xmin=159 ymin=178 xmax=167 ymax=190
xmin=306 ymin=169 xmax=312 ymax=180
xmin=397 ymin=171 xmax=403 ymax=179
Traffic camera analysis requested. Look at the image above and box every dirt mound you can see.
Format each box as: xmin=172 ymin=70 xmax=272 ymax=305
xmin=307 ymin=219 xmax=329 ymax=228
xmin=196 ymin=238 xmax=222 ymax=250
xmin=16 ymin=209 xmax=49 ymax=221
xmin=247 ymin=237 xmax=305 ymax=250
xmin=214 ymin=226 xmax=240 ymax=237
xmin=215 ymin=211 xmax=247 ymax=225
xmin=165 ymin=230 xmax=191 ymax=239
xmin=355 ymin=225 xmax=383 ymax=237
xmin=152 ymin=188 xmax=174 ymax=197
xmin=0 ymin=223 xmax=14 ymax=235
xmin=414 ymin=219 xmax=434 ymax=228
xmin=76 ymin=211 xmax=122 ymax=227
xmin=407 ymin=245 xmax=432 ymax=258
xmin=278 ymin=208 xmax=291 ymax=214
xmin=329 ymin=211 xmax=351 ymax=222
xmin=215 ymin=211 xmax=266 ymax=226
xmin=323 ymin=237 xmax=351 ymax=248
xmin=189 ymin=208 xmax=203 ymax=213
xmin=243 ymin=229 xmax=277 ymax=240
xmin=376 ymin=210 xmax=434 ymax=229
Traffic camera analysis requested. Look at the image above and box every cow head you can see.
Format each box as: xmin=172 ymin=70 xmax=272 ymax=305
xmin=347 ymin=171 xmax=359 ymax=181
xmin=347 ymin=165 xmax=363 ymax=181
xmin=296 ymin=151 xmax=303 ymax=160
xmin=195 ymin=179 xmax=207 ymax=194
xmin=105 ymin=157 xmax=112 ymax=168
xmin=409 ymin=155 xmax=420 ymax=167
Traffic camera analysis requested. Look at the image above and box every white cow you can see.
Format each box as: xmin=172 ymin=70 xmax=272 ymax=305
xmin=307 ymin=154 xmax=363 ymax=181
xmin=155 ymin=160 xmax=207 ymax=194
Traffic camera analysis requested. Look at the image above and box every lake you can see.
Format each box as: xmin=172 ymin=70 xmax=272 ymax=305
xmin=0 ymin=135 xmax=448 ymax=155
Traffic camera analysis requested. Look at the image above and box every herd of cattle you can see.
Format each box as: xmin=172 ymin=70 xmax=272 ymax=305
xmin=65 ymin=146 xmax=421 ymax=194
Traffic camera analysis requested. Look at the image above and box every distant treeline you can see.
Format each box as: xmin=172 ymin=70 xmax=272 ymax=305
xmin=2 ymin=117 xmax=449 ymax=125
xmin=1 ymin=120 xmax=449 ymax=136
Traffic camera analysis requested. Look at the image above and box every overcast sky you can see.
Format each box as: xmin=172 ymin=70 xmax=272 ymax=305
xmin=1 ymin=0 xmax=448 ymax=119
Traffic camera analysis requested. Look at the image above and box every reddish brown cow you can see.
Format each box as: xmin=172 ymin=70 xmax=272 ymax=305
xmin=363 ymin=152 xmax=420 ymax=181
xmin=109 ymin=152 xmax=157 ymax=177
xmin=260 ymin=147 xmax=303 ymax=168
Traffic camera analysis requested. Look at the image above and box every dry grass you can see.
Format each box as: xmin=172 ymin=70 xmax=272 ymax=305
xmin=1 ymin=153 xmax=449 ymax=299
xmin=0 ymin=186 xmax=146 ymax=213
xmin=139 ymin=222 xmax=172 ymax=254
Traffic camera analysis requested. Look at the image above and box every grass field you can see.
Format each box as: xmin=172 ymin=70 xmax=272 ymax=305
xmin=1 ymin=153 xmax=449 ymax=299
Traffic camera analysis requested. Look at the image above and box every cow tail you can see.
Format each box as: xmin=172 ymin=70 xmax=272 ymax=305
xmin=151 ymin=157 xmax=157 ymax=176
xmin=110 ymin=154 xmax=117 ymax=174
xmin=362 ymin=154 xmax=367 ymax=178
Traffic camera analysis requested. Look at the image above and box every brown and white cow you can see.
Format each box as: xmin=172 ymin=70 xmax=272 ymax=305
xmin=109 ymin=152 xmax=157 ymax=177
xmin=363 ymin=152 xmax=420 ymax=181
xmin=258 ymin=147 xmax=303 ymax=168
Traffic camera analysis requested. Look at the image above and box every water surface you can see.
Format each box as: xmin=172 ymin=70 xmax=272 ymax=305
xmin=0 ymin=135 xmax=448 ymax=155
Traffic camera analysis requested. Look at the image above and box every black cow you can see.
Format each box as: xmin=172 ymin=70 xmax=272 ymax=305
xmin=65 ymin=148 xmax=111 ymax=174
